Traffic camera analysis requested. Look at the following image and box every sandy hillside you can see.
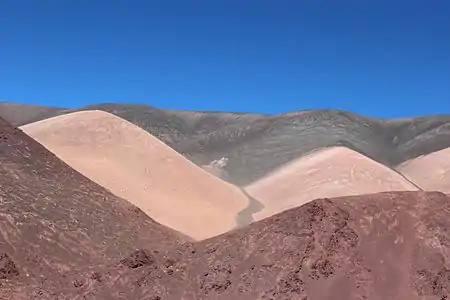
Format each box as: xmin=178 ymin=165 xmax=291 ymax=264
xmin=397 ymin=147 xmax=450 ymax=193
xmin=20 ymin=110 xmax=249 ymax=240
xmin=245 ymin=146 xmax=419 ymax=221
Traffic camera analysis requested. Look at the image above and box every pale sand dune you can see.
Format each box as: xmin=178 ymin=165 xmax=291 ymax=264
xmin=21 ymin=110 xmax=249 ymax=240
xmin=245 ymin=146 xmax=419 ymax=221
xmin=397 ymin=147 xmax=450 ymax=193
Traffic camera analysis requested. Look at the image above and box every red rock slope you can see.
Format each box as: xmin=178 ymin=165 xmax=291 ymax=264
xmin=22 ymin=191 xmax=450 ymax=300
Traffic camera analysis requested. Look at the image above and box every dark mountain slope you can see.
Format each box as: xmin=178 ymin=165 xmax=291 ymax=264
xmin=2 ymin=102 xmax=450 ymax=185
xmin=0 ymin=102 xmax=66 ymax=126
xmin=383 ymin=115 xmax=450 ymax=163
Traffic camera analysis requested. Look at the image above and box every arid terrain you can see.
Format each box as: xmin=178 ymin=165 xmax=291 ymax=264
xmin=397 ymin=147 xmax=450 ymax=194
xmin=20 ymin=110 xmax=249 ymax=240
xmin=0 ymin=115 xmax=187 ymax=298
xmin=2 ymin=102 xmax=450 ymax=186
xmin=245 ymin=146 xmax=420 ymax=221
xmin=74 ymin=191 xmax=450 ymax=300
xmin=1 ymin=102 xmax=450 ymax=299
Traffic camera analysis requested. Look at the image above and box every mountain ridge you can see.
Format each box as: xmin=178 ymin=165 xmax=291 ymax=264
xmin=2 ymin=101 xmax=450 ymax=186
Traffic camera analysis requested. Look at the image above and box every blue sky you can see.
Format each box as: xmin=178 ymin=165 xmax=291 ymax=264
xmin=1 ymin=1 xmax=449 ymax=117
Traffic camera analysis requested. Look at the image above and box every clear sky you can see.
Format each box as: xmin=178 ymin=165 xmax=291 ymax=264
xmin=1 ymin=1 xmax=449 ymax=117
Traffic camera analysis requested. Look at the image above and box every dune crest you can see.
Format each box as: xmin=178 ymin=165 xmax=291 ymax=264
xmin=397 ymin=147 xmax=450 ymax=193
xmin=245 ymin=146 xmax=419 ymax=221
xmin=20 ymin=110 xmax=249 ymax=240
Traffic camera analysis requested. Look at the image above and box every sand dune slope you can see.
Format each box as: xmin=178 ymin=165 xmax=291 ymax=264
xmin=397 ymin=147 xmax=450 ymax=193
xmin=246 ymin=146 xmax=419 ymax=221
xmin=20 ymin=110 xmax=249 ymax=240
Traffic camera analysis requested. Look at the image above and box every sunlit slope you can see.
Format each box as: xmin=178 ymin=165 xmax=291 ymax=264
xmin=21 ymin=110 xmax=249 ymax=240
xmin=397 ymin=147 xmax=450 ymax=193
xmin=245 ymin=146 xmax=419 ymax=221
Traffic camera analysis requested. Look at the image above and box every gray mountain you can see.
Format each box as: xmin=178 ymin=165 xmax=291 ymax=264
xmin=1 ymin=101 xmax=450 ymax=186
xmin=0 ymin=102 xmax=66 ymax=126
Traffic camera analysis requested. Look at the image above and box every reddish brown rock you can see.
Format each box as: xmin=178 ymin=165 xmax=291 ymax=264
xmin=0 ymin=253 xmax=19 ymax=280
xmin=34 ymin=191 xmax=450 ymax=300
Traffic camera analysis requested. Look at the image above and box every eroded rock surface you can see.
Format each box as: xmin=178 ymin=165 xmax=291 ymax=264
xmin=12 ymin=191 xmax=450 ymax=300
